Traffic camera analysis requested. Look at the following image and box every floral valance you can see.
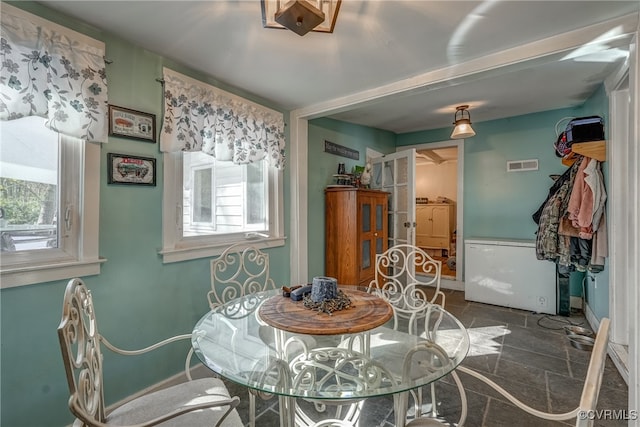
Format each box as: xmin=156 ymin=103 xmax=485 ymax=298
xmin=160 ymin=68 xmax=285 ymax=169
xmin=0 ymin=4 xmax=108 ymax=142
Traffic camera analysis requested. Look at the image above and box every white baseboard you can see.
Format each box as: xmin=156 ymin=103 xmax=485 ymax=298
xmin=416 ymin=274 xmax=464 ymax=291
xmin=609 ymin=343 xmax=629 ymax=385
xmin=570 ymin=296 xmax=583 ymax=310
xmin=441 ymin=278 xmax=464 ymax=291
xmin=584 ymin=303 xmax=629 ymax=385
xmin=584 ymin=303 xmax=599 ymax=334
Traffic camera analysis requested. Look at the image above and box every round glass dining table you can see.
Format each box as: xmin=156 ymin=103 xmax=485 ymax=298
xmin=191 ymin=287 xmax=470 ymax=427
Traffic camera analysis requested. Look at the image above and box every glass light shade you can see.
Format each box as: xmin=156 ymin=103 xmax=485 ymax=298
xmin=450 ymin=119 xmax=476 ymax=139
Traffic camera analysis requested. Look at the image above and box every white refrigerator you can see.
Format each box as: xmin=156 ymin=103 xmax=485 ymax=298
xmin=464 ymin=238 xmax=556 ymax=315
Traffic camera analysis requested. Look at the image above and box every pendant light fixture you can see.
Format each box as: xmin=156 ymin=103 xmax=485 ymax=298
xmin=261 ymin=0 xmax=341 ymax=36
xmin=450 ymin=105 xmax=476 ymax=139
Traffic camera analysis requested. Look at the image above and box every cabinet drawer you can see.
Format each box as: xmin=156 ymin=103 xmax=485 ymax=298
xmin=416 ymin=236 xmax=429 ymax=247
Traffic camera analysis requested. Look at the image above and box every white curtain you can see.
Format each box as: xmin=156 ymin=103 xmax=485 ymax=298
xmin=0 ymin=4 xmax=108 ymax=142
xmin=160 ymin=68 xmax=285 ymax=169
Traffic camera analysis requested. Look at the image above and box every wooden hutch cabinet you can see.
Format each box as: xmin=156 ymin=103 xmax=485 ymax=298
xmin=325 ymin=188 xmax=389 ymax=286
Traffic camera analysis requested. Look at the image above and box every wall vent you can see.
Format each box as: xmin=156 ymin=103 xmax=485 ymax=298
xmin=507 ymin=159 xmax=538 ymax=172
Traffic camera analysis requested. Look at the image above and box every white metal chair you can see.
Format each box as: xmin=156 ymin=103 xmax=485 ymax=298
xmin=204 ymin=243 xmax=314 ymax=427
xmin=367 ymin=244 xmax=446 ymax=419
xmin=290 ymin=346 xmax=398 ymax=427
xmin=369 ymin=244 xmax=445 ymax=332
xmin=57 ymin=278 xmax=242 ymax=427
xmin=206 ymin=244 xmax=278 ymax=427
xmin=407 ymin=318 xmax=611 ymax=427
xmin=185 ymin=244 xmax=279 ymax=381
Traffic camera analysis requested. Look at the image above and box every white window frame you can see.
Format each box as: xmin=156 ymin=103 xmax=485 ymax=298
xmin=160 ymin=151 xmax=285 ymax=263
xmin=0 ymin=132 xmax=103 ymax=288
xmin=188 ymin=161 xmax=216 ymax=233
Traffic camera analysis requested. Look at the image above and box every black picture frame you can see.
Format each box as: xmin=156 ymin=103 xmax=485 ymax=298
xmin=108 ymin=105 xmax=156 ymax=143
xmin=107 ymin=153 xmax=157 ymax=186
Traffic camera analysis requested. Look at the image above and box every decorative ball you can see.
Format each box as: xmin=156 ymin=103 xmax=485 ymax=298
xmin=311 ymin=276 xmax=338 ymax=303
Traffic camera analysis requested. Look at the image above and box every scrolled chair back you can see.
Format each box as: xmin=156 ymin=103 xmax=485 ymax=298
xmin=208 ymin=243 xmax=276 ymax=314
xmin=57 ymin=278 xmax=106 ymax=424
xmin=368 ymin=244 xmax=444 ymax=334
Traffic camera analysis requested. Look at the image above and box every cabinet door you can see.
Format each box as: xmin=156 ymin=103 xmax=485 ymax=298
xmin=358 ymin=195 xmax=375 ymax=283
xmin=415 ymin=206 xmax=430 ymax=247
xmin=358 ymin=193 xmax=387 ymax=285
xmin=373 ymin=195 xmax=387 ymax=258
xmin=430 ymin=206 xmax=450 ymax=238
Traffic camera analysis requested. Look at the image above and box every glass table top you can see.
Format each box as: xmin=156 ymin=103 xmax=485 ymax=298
xmin=192 ymin=288 xmax=470 ymax=401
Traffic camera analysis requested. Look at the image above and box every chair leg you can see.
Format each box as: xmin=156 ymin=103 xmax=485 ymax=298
xmin=405 ymin=372 xmax=467 ymax=427
xmin=430 ymin=382 xmax=437 ymax=417
xmin=249 ymin=390 xmax=256 ymax=427
xmin=394 ymin=390 xmax=411 ymax=426
xmin=451 ymin=370 xmax=467 ymax=426
xmin=414 ymin=387 xmax=423 ymax=418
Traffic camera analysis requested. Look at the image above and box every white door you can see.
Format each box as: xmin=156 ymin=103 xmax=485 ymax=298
xmin=371 ymin=149 xmax=417 ymax=248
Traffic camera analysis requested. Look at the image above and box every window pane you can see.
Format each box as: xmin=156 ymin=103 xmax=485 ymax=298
xmin=361 ymin=203 xmax=371 ymax=233
xmin=215 ymin=161 xmax=244 ymax=233
xmin=0 ymin=117 xmax=59 ymax=252
xmin=376 ymin=204 xmax=383 ymax=231
xmin=247 ymin=161 xmax=266 ymax=226
xmin=183 ymin=152 xmax=268 ymax=237
xmin=362 ymin=239 xmax=371 ymax=269
xmin=192 ymin=168 xmax=212 ymax=223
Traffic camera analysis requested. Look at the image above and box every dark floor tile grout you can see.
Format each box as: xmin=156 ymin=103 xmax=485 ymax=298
xmin=492 ymin=345 xmax=502 ymax=376
xmin=545 ymin=370 xmax=553 ymax=413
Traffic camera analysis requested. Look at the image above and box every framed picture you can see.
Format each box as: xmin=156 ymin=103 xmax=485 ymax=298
xmin=108 ymin=105 xmax=156 ymax=143
xmin=107 ymin=153 xmax=156 ymax=186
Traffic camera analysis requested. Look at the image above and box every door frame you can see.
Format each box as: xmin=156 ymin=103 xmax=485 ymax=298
xmin=396 ymin=140 xmax=464 ymax=288
xmin=601 ymin=30 xmax=638 ymax=395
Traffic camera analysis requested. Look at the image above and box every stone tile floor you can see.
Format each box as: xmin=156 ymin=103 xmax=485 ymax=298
xmin=199 ymin=290 xmax=628 ymax=426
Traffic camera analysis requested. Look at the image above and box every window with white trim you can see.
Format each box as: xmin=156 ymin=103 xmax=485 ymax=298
xmin=0 ymin=4 xmax=107 ymax=288
xmin=161 ymin=151 xmax=284 ymax=263
xmin=0 ymin=117 xmax=102 ymax=288
xmin=158 ymin=68 xmax=286 ymax=263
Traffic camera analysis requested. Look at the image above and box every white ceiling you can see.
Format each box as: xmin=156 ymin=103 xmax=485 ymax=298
xmin=417 ymin=147 xmax=458 ymax=164
xmin=38 ymin=0 xmax=639 ymax=134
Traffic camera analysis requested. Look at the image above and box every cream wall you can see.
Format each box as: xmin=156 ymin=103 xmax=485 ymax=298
xmin=416 ymin=160 xmax=458 ymax=202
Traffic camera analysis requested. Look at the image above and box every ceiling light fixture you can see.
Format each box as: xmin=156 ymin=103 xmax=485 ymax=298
xmin=450 ymin=105 xmax=476 ymax=139
xmin=261 ymin=0 xmax=341 ymax=36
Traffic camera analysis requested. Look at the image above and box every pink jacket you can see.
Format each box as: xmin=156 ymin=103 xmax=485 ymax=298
xmin=567 ymin=157 xmax=594 ymax=239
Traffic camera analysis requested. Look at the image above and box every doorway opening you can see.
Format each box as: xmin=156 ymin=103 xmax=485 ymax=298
xmin=397 ymin=140 xmax=464 ymax=288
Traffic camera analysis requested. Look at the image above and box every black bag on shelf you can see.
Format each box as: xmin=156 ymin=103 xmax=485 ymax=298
xmin=565 ymin=116 xmax=604 ymax=144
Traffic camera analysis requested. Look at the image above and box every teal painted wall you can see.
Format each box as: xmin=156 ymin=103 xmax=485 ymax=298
xmin=397 ymin=108 xmax=578 ymax=240
xmin=396 ymin=99 xmax=610 ymax=310
xmin=0 ymin=3 xmax=291 ymax=427
xmin=306 ymin=118 xmax=396 ymax=280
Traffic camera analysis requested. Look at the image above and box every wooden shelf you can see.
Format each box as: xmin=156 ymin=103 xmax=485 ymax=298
xmin=561 ymin=140 xmax=606 ymax=166
xmin=571 ymin=140 xmax=606 ymax=161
